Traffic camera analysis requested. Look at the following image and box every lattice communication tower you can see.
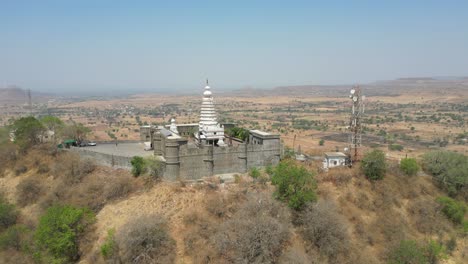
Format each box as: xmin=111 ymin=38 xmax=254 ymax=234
xmin=348 ymin=85 xmax=365 ymax=162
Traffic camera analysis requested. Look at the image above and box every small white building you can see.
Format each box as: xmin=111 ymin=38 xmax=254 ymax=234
xmin=323 ymin=152 xmax=347 ymax=170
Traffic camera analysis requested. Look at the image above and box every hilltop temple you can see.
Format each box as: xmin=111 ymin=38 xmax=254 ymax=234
xmin=140 ymin=80 xmax=281 ymax=180
xmin=195 ymin=80 xmax=226 ymax=146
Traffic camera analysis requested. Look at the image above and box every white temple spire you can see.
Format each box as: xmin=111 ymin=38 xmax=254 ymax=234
xmin=198 ymin=79 xmax=225 ymax=146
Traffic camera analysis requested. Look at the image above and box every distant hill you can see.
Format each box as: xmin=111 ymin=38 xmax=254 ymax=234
xmin=228 ymin=77 xmax=468 ymax=97
xmin=0 ymin=86 xmax=53 ymax=104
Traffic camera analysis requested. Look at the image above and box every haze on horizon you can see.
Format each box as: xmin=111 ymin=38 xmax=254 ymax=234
xmin=1 ymin=1 xmax=467 ymax=94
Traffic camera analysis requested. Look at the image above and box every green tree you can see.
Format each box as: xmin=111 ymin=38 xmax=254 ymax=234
xmin=271 ymin=160 xmax=317 ymax=210
xmin=422 ymin=151 xmax=467 ymax=198
xmin=319 ymin=139 xmax=325 ymax=146
xmin=130 ymin=156 xmax=145 ymax=177
xmin=226 ymin=127 xmax=249 ymax=141
xmin=40 ymin=116 xmax=64 ymax=143
xmin=61 ymin=122 xmax=91 ymax=142
xmin=400 ymin=158 xmax=419 ymax=176
xmin=11 ymin=116 xmax=45 ymax=149
xmin=361 ymin=149 xmax=386 ymax=180
xmin=34 ymin=205 xmax=94 ymax=264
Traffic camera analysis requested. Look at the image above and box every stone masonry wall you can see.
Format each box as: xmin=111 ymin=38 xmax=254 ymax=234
xmin=68 ymin=148 xmax=132 ymax=169
xmin=170 ymin=139 xmax=281 ymax=180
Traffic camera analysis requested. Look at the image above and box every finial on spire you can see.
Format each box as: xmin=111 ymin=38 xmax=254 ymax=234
xmin=206 ymin=78 xmax=209 ymax=86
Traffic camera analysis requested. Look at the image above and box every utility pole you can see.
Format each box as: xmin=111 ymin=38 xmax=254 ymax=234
xmin=27 ymin=89 xmax=32 ymax=116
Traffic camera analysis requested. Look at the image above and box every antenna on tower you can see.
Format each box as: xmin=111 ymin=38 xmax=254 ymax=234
xmin=348 ymin=85 xmax=364 ymax=163
xmin=27 ymin=89 xmax=32 ymax=116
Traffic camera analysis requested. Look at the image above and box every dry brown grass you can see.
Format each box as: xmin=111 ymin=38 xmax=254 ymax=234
xmin=16 ymin=177 xmax=44 ymax=207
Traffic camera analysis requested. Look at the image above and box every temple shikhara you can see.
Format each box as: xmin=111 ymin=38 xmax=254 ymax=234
xmin=196 ymin=80 xmax=226 ymax=146
xmin=140 ymin=80 xmax=281 ymax=180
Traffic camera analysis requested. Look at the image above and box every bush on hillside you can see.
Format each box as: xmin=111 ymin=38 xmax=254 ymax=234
xmin=212 ymin=194 xmax=290 ymax=264
xmin=0 ymin=225 xmax=30 ymax=251
xmin=387 ymin=240 xmax=427 ymax=264
xmin=300 ymin=200 xmax=350 ymax=259
xmin=388 ymin=144 xmax=404 ymax=151
xmin=249 ymin=167 xmax=261 ymax=179
xmin=14 ymin=165 xmax=28 ymax=176
xmin=387 ymin=239 xmax=447 ymax=264
xmin=115 ymin=214 xmax=175 ymax=264
xmin=436 ymin=196 xmax=466 ymax=224
xmin=37 ymin=164 xmax=50 ymax=174
xmin=0 ymin=199 xmax=18 ymax=231
xmin=130 ymin=156 xmax=145 ymax=177
xmin=144 ymin=157 xmax=164 ymax=181
xmin=34 ymin=205 xmax=95 ymax=264
xmin=408 ymin=198 xmax=451 ymax=234
xmin=100 ymin=229 xmax=117 ymax=260
xmin=361 ymin=149 xmax=386 ymax=180
xmin=271 ymin=159 xmax=317 ymax=210
xmin=422 ymin=151 xmax=468 ymax=199
xmin=400 ymin=158 xmax=419 ymax=176
xmin=16 ymin=177 xmax=43 ymax=206
xmin=51 ymin=154 xmax=96 ymax=185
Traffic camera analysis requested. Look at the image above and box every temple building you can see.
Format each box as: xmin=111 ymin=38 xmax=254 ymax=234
xmin=139 ymin=80 xmax=282 ymax=180
xmin=196 ymin=80 xmax=226 ymax=146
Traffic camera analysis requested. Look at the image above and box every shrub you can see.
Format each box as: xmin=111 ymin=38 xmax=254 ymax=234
xmin=422 ymin=151 xmax=467 ymax=198
xmin=100 ymin=229 xmax=117 ymax=260
xmin=37 ymin=164 xmax=50 ymax=174
xmin=16 ymin=177 xmax=43 ymax=206
xmin=249 ymin=167 xmax=261 ymax=179
xmin=387 ymin=240 xmax=427 ymax=264
xmin=116 ymin=214 xmax=175 ymax=264
xmin=300 ymin=200 xmax=350 ymax=259
xmin=388 ymin=144 xmax=404 ymax=151
xmin=0 ymin=225 xmax=30 ymax=251
xmin=130 ymin=156 xmax=145 ymax=177
xmin=361 ymin=149 xmax=386 ymax=180
xmin=103 ymin=176 xmax=133 ymax=201
xmin=34 ymin=205 xmax=95 ymax=264
xmin=265 ymin=165 xmax=274 ymax=176
xmin=0 ymin=199 xmax=18 ymax=231
xmin=52 ymin=154 xmax=96 ymax=185
xmin=212 ymin=194 xmax=290 ymax=263
xmin=436 ymin=196 xmax=466 ymax=224
xmin=144 ymin=157 xmax=164 ymax=181
xmin=271 ymin=160 xmax=317 ymax=210
xmin=77 ymin=158 xmax=96 ymax=174
xmin=408 ymin=198 xmax=451 ymax=234
xmin=424 ymin=239 xmax=448 ymax=264
xmin=319 ymin=139 xmax=325 ymax=146
xmin=14 ymin=165 xmax=28 ymax=176
xmin=400 ymin=158 xmax=419 ymax=176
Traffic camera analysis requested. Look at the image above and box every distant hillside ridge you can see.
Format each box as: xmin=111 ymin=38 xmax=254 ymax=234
xmin=228 ymin=77 xmax=468 ymax=97
xmin=0 ymin=86 xmax=53 ymax=104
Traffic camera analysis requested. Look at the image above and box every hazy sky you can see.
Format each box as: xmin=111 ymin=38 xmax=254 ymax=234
xmin=1 ymin=0 xmax=467 ymax=94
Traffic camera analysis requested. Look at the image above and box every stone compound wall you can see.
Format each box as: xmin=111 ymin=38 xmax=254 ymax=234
xmin=68 ymin=147 xmax=132 ymax=169
xmin=164 ymin=138 xmax=281 ymax=181
xmin=70 ymin=131 xmax=281 ymax=181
